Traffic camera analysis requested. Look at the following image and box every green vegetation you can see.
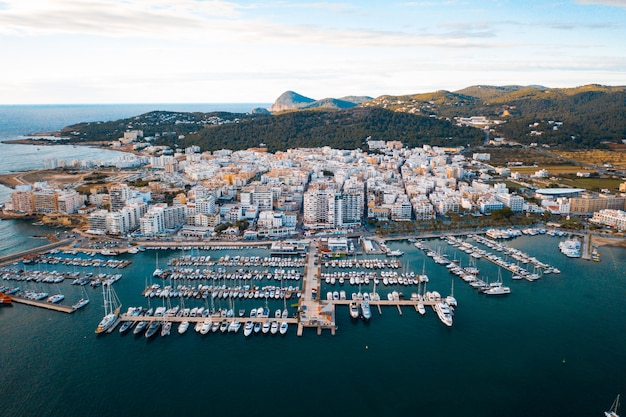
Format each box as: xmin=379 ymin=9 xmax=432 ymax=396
xmin=368 ymin=85 xmax=626 ymax=149
xmin=183 ymin=107 xmax=484 ymax=152
xmin=558 ymin=176 xmax=623 ymax=192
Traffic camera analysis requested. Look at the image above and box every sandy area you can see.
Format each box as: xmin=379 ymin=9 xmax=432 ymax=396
xmin=591 ymin=235 xmax=626 ymax=248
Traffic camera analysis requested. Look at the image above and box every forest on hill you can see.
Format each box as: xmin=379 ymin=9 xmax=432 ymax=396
xmin=180 ymin=107 xmax=484 ymax=152
xmin=367 ymin=85 xmax=626 ymax=149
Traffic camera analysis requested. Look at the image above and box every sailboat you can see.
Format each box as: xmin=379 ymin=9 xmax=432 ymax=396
xmin=483 ymin=269 xmax=511 ymax=296
xmin=153 ymin=252 xmax=163 ymax=277
xmin=95 ymin=283 xmax=121 ymax=334
xmin=605 ymin=394 xmax=620 ymax=417
xmin=72 ymin=286 xmax=90 ymax=310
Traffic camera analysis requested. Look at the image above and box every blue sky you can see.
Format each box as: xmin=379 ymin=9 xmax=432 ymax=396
xmin=0 ymin=0 xmax=625 ymax=104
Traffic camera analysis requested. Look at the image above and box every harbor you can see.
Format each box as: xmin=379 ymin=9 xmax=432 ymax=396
xmin=2 ymin=227 xmax=625 ymax=417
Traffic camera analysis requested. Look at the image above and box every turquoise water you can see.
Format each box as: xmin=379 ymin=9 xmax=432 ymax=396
xmin=1 ymin=235 xmax=625 ymax=417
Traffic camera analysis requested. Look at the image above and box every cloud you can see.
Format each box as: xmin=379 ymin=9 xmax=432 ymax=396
xmin=576 ymin=0 xmax=626 ymax=7
xmin=0 ymin=0 xmax=242 ymax=36
xmin=0 ymin=0 xmax=511 ymax=49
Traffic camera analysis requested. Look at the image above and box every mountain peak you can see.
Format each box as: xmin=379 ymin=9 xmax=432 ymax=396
xmin=269 ymin=91 xmax=315 ymax=112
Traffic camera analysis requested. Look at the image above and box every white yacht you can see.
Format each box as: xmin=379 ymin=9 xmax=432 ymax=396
xmin=243 ymin=320 xmax=254 ymax=337
xmin=178 ymin=320 xmax=190 ymax=334
xmin=360 ymin=300 xmax=371 ymax=321
xmin=483 ymin=283 xmax=511 ymax=295
xmin=417 ymin=302 xmax=426 ymax=315
xmin=199 ymin=318 xmax=212 ymax=335
xmin=160 ymin=321 xmax=172 ymax=337
xmin=95 ymin=284 xmax=121 ymax=335
xmin=262 ymin=320 xmax=271 ymax=334
xmin=279 ymin=321 xmax=288 ymax=335
xmin=434 ymin=302 xmax=453 ymax=327
xmin=349 ymin=300 xmax=360 ymax=319
xmin=270 ymin=321 xmax=279 ymax=334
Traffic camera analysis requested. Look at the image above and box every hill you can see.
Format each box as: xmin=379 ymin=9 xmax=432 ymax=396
xmin=182 ymin=107 xmax=484 ymax=152
xmin=365 ymin=84 xmax=626 ymax=149
xmin=269 ymin=91 xmax=373 ymax=112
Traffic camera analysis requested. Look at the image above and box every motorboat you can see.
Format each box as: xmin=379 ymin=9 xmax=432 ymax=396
xmin=279 ymin=321 xmax=288 ymax=335
xmin=349 ymin=301 xmax=360 ymax=319
xmin=199 ymin=318 xmax=212 ymax=335
xmin=72 ymin=298 xmax=89 ymax=310
xmin=228 ymin=320 xmax=241 ymax=333
xmin=144 ymin=321 xmax=160 ymax=338
xmin=483 ymin=283 xmax=511 ymax=295
xmin=253 ymin=321 xmax=262 ymax=333
xmin=262 ymin=320 xmax=271 ymax=334
xmin=178 ymin=320 xmax=190 ymax=334
xmin=417 ymin=302 xmax=426 ymax=315
xmin=360 ymin=300 xmax=371 ymax=321
xmin=219 ymin=320 xmax=229 ymax=333
xmin=270 ymin=321 xmax=279 ymax=334
xmin=244 ymin=320 xmax=254 ymax=337
xmin=160 ymin=321 xmax=172 ymax=337
xmin=434 ymin=302 xmax=453 ymax=327
xmin=47 ymin=294 xmax=65 ymax=304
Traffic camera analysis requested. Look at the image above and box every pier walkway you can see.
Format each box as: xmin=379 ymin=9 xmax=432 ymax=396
xmin=11 ymin=296 xmax=75 ymax=313
xmin=0 ymin=239 xmax=73 ymax=267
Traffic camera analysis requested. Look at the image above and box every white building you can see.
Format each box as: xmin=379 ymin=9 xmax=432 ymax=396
xmin=590 ymin=209 xmax=626 ymax=230
xmin=496 ymin=193 xmax=524 ymax=212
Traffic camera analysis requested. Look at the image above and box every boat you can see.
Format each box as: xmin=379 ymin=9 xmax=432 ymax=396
xmin=279 ymin=321 xmax=288 ymax=335
xmin=46 ymin=294 xmax=65 ymax=303
xmin=349 ymin=300 xmax=360 ymax=319
xmin=387 ymin=249 xmax=404 ymax=256
xmin=417 ymin=302 xmax=426 ymax=315
xmin=270 ymin=320 xmax=279 ymax=334
xmin=0 ymin=293 xmax=12 ymax=305
xmin=144 ymin=321 xmax=160 ymax=338
xmin=434 ymin=302 xmax=453 ymax=327
xmin=95 ymin=283 xmax=121 ymax=335
xmin=592 ymin=246 xmax=601 ymax=262
xmin=605 ymin=394 xmax=620 ymax=417
xmin=262 ymin=320 xmax=271 ymax=334
xmin=244 ymin=320 xmax=254 ymax=337
xmin=153 ymin=252 xmax=163 ymax=277
xmin=253 ymin=321 xmax=262 ymax=333
xmin=199 ymin=318 xmax=212 ymax=335
xmin=178 ymin=320 xmax=190 ymax=334
xmin=133 ymin=308 xmax=152 ymax=335
xmin=72 ymin=298 xmax=89 ymax=310
xmin=160 ymin=321 xmax=172 ymax=337
xmin=360 ymin=300 xmax=371 ymax=321
xmin=483 ymin=270 xmax=511 ymax=296
xmin=219 ymin=320 xmax=229 ymax=333
xmin=228 ymin=320 xmax=241 ymax=333
xmin=119 ymin=307 xmax=138 ymax=334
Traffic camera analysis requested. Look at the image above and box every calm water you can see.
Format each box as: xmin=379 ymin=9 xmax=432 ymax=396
xmin=1 ymin=236 xmax=625 ymax=417
xmin=0 ymin=106 xmax=625 ymax=417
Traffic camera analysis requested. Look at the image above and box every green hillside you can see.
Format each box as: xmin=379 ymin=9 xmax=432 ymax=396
xmin=182 ymin=107 xmax=484 ymax=152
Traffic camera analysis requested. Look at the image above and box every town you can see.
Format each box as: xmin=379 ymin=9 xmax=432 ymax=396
xmin=3 ymin=133 xmax=626 ymax=243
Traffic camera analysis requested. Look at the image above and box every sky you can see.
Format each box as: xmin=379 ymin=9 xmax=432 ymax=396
xmin=0 ymin=0 xmax=625 ymax=104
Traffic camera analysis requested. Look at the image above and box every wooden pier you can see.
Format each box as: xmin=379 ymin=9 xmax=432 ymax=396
xmin=0 ymin=238 xmax=73 ymax=267
xmin=10 ymin=296 xmax=76 ymax=313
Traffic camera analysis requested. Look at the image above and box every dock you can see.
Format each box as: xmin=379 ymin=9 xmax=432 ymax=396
xmin=10 ymin=296 xmax=76 ymax=313
xmin=0 ymin=238 xmax=73 ymax=267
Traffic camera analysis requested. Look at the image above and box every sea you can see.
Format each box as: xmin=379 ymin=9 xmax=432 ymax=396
xmin=1 ymin=105 xmax=625 ymax=417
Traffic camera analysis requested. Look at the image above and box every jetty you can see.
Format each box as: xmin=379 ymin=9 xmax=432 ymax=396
xmin=0 ymin=238 xmax=72 ymax=267
xmin=10 ymin=296 xmax=75 ymax=313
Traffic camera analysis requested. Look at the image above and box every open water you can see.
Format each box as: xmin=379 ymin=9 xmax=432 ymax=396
xmin=0 ymin=106 xmax=625 ymax=417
